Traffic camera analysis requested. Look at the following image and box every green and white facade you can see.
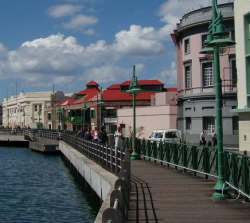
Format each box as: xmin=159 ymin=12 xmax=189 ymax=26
xmin=235 ymin=0 xmax=250 ymax=151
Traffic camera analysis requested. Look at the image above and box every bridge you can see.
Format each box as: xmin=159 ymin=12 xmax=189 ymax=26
xmin=0 ymin=129 xmax=249 ymax=222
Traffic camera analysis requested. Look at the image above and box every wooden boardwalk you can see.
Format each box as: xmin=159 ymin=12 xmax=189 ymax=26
xmin=127 ymin=160 xmax=250 ymax=223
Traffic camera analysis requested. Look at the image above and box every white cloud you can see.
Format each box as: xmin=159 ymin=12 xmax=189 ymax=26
xmin=63 ymin=14 xmax=98 ymax=30
xmin=82 ymin=65 xmax=128 ymax=84
xmin=159 ymin=0 xmax=234 ymax=35
xmin=114 ymin=25 xmax=167 ymax=56
xmin=155 ymin=62 xmax=177 ymax=87
xmin=48 ymin=4 xmax=82 ymax=18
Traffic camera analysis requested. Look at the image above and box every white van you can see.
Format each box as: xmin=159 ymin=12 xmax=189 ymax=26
xmin=149 ymin=129 xmax=182 ymax=144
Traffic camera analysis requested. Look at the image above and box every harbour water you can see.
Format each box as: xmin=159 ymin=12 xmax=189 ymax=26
xmin=0 ymin=146 xmax=99 ymax=223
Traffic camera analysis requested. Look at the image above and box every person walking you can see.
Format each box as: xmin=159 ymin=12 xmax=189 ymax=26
xmin=92 ymin=127 xmax=99 ymax=143
xmin=114 ymin=127 xmax=122 ymax=149
xmin=99 ymin=126 xmax=108 ymax=145
xmin=200 ymin=130 xmax=206 ymax=146
xmin=84 ymin=127 xmax=92 ymax=141
xmin=211 ymin=129 xmax=217 ymax=147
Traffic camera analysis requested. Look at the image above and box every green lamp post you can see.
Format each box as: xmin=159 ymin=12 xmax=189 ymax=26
xmin=82 ymin=104 xmax=89 ymax=130
xmin=126 ymin=65 xmax=142 ymax=160
xmin=97 ymin=87 xmax=104 ymax=129
xmin=203 ymin=0 xmax=235 ymax=200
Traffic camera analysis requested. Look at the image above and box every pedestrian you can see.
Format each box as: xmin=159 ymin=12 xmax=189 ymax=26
xmin=211 ymin=129 xmax=217 ymax=147
xmin=84 ymin=127 xmax=92 ymax=141
xmin=114 ymin=127 xmax=123 ymax=149
xmin=92 ymin=127 xmax=99 ymax=143
xmin=99 ymin=126 xmax=108 ymax=145
xmin=200 ymin=130 xmax=206 ymax=146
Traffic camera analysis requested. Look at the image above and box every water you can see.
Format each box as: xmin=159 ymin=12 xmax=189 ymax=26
xmin=0 ymin=147 xmax=99 ymax=223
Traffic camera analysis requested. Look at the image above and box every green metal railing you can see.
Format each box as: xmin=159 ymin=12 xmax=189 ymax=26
xmin=136 ymin=138 xmax=250 ymax=200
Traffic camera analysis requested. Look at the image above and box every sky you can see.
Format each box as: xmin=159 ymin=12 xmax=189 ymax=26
xmin=0 ymin=0 xmax=233 ymax=100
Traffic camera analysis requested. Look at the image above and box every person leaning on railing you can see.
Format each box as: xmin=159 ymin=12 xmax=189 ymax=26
xmin=114 ymin=127 xmax=123 ymax=150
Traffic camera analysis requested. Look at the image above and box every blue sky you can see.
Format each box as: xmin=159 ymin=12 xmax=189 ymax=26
xmin=0 ymin=0 xmax=233 ymax=100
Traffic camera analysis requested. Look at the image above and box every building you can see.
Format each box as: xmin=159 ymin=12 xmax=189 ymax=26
xmin=57 ymin=80 xmax=166 ymax=133
xmin=234 ymin=0 xmax=250 ymax=151
xmin=117 ymin=90 xmax=178 ymax=139
xmin=44 ymin=91 xmax=67 ymax=129
xmin=0 ymin=104 xmax=2 ymax=126
xmin=2 ymin=92 xmax=54 ymax=128
xmin=171 ymin=2 xmax=238 ymax=145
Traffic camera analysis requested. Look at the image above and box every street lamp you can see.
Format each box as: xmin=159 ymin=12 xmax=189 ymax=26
xmin=97 ymin=87 xmax=104 ymax=129
xmin=203 ymin=0 xmax=235 ymax=200
xmin=82 ymin=104 xmax=89 ymax=130
xmin=126 ymin=65 xmax=143 ymax=160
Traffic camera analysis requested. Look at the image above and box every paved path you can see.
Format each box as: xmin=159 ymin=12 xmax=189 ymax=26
xmin=127 ymin=160 xmax=250 ymax=223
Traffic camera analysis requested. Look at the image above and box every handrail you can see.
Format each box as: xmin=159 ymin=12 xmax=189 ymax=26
xmin=137 ymin=138 xmax=250 ymax=200
xmin=102 ymin=158 xmax=130 ymax=223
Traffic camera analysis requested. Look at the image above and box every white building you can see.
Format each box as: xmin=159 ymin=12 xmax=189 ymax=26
xmin=234 ymin=0 xmax=250 ymax=151
xmin=2 ymin=92 xmax=52 ymax=128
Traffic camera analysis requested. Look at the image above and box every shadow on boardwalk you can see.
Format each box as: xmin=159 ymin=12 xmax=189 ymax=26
xmin=127 ymin=160 xmax=250 ymax=223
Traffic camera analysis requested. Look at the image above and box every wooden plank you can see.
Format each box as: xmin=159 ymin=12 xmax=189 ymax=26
xmin=127 ymin=160 xmax=250 ymax=223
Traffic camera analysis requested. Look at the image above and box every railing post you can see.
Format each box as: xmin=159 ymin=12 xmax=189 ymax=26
xmin=203 ymin=147 xmax=210 ymax=179
xmin=242 ymin=151 xmax=250 ymax=199
xmin=182 ymin=144 xmax=188 ymax=172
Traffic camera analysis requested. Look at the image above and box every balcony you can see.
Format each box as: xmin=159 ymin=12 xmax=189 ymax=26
xmin=178 ymin=80 xmax=237 ymax=98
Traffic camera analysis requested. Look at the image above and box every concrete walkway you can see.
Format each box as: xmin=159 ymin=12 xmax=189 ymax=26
xmin=127 ymin=160 xmax=250 ymax=223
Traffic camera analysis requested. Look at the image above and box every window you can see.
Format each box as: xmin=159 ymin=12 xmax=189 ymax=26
xmin=230 ymin=58 xmax=237 ymax=86
xmin=184 ymin=39 xmax=190 ymax=55
xmin=105 ymin=109 xmax=117 ymax=118
xmin=232 ymin=116 xmax=239 ymax=135
xmin=202 ymin=62 xmax=214 ymax=87
xmin=34 ymin=105 xmax=38 ymax=112
xmin=201 ymin=34 xmax=208 ymax=48
xmin=165 ymin=131 xmax=177 ymax=138
xmin=90 ymin=109 xmax=96 ymax=119
xmin=184 ymin=64 xmax=192 ymax=89
xmin=203 ymin=117 xmax=215 ymax=132
xmin=155 ymin=132 xmax=163 ymax=139
xmin=185 ymin=117 xmax=191 ymax=130
xmin=48 ymin=113 xmax=52 ymax=121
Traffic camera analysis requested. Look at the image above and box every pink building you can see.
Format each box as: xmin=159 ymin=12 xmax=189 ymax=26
xmin=117 ymin=90 xmax=178 ymax=139
xmin=171 ymin=3 xmax=238 ymax=145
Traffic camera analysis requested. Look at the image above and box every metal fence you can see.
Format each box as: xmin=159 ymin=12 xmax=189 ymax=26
xmin=137 ymin=138 xmax=250 ymax=199
xmin=60 ymin=133 xmax=131 ymax=222
xmin=0 ymin=128 xmax=24 ymax=135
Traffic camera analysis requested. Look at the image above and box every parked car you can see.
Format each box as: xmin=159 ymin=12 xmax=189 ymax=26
xmin=149 ymin=129 xmax=182 ymax=144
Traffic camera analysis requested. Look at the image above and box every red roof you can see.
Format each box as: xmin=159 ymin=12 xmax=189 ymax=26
xmin=60 ymin=88 xmax=99 ymax=106
xmin=103 ymin=89 xmax=154 ymax=101
xmin=61 ymin=98 xmax=76 ymax=106
xmin=107 ymin=84 xmax=121 ymax=90
xmin=86 ymin=81 xmax=99 ymax=87
xmin=167 ymin=88 xmax=177 ymax=92
xmin=121 ymin=80 xmax=163 ymax=87
xmin=78 ymin=88 xmax=99 ymax=96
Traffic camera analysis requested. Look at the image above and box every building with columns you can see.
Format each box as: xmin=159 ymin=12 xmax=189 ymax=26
xmin=171 ymin=2 xmax=238 ymax=145
xmin=2 ymin=92 xmax=53 ymax=128
xmin=234 ymin=0 xmax=250 ymax=151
